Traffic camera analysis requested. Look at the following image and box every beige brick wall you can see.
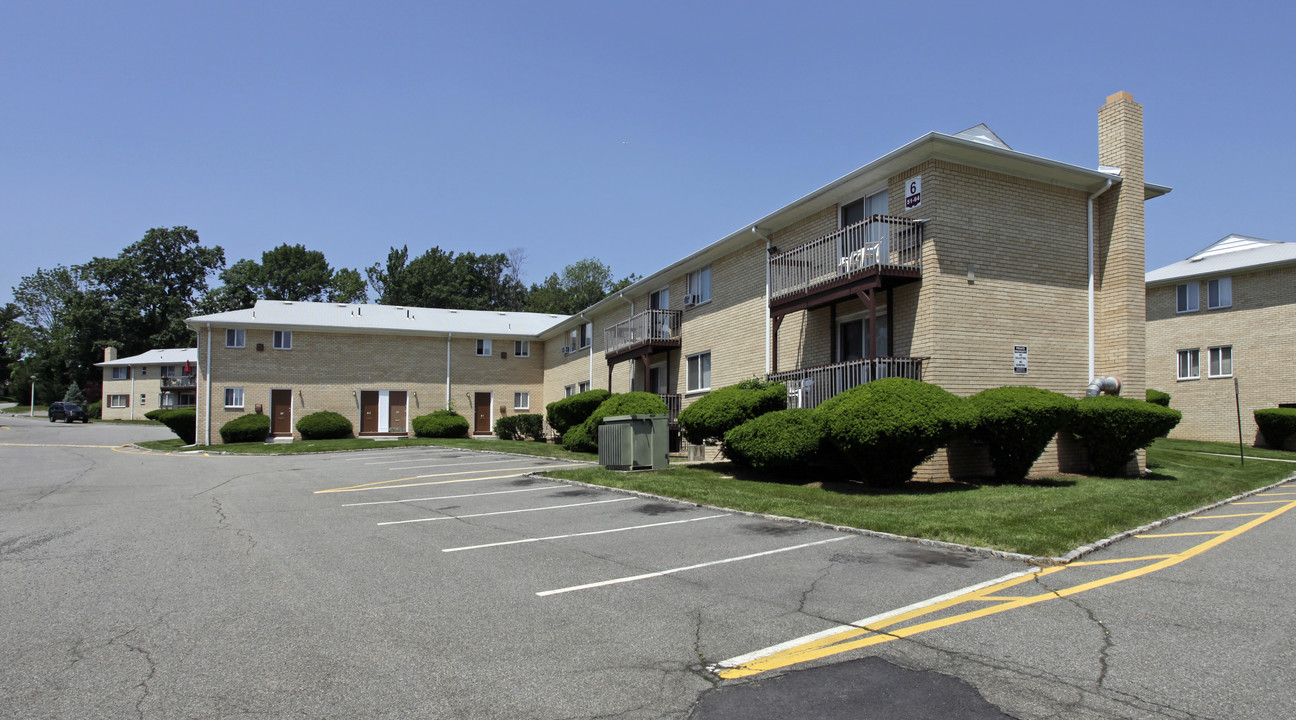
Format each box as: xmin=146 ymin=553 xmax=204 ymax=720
xmin=197 ymin=328 xmax=545 ymax=443
xmin=1147 ymin=264 xmax=1296 ymax=444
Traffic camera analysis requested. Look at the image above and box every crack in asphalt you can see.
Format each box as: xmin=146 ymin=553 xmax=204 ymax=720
xmin=21 ymin=452 xmax=97 ymax=509
xmin=209 ymin=498 xmax=258 ymax=555
xmin=1032 ymin=575 xmax=1115 ymax=688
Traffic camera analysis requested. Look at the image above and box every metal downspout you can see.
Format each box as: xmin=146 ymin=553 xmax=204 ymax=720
xmin=445 ymin=333 xmax=452 ymax=410
xmin=1087 ymin=179 xmax=1114 ymax=380
xmin=752 ymin=226 xmax=774 ymax=376
xmin=204 ymin=323 xmax=211 ymax=444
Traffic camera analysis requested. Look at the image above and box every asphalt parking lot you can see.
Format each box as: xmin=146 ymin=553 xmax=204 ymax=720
xmin=3 ymin=415 xmax=1294 ymax=719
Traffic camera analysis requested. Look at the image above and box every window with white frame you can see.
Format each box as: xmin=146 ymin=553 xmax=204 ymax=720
xmin=1176 ymin=283 xmax=1199 ymax=313
xmin=140 ymin=366 xmax=147 ymax=377
xmin=578 ymin=381 xmax=591 ymax=393
xmin=161 ymin=394 xmax=176 ymax=408
xmin=226 ymin=328 xmax=246 ymax=348
xmin=160 ymin=365 xmax=176 ymax=377
xmin=580 ymin=323 xmax=593 ymax=348
xmin=477 ymin=339 xmax=492 ymax=356
xmin=108 ymin=394 xmax=129 ymax=408
xmin=687 ymin=351 xmax=712 ymax=392
xmin=514 ymin=392 xmax=529 ymax=410
xmin=224 ymin=387 xmax=245 ymax=408
xmin=1207 ymin=277 xmax=1232 ymax=309
xmin=514 ymin=340 xmax=530 ymax=357
xmin=1208 ymin=346 xmax=1233 ymax=378
xmin=273 ymin=330 xmax=292 ymax=350
xmin=565 ymin=384 xmax=577 ymax=397
xmin=686 ymin=266 xmax=712 ymax=305
xmin=111 ymin=367 xmax=128 ymax=380
xmin=1177 ymin=349 xmax=1200 ymax=380
xmin=139 ymin=393 xmax=147 ymax=406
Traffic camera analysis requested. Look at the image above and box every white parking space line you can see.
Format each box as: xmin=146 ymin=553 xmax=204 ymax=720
xmin=340 ymin=449 xmax=445 ymax=462
xmin=314 ymin=463 xmax=590 ymax=493
xmin=377 ymin=497 xmax=635 ymax=526
xmin=442 ymin=514 xmax=729 ymax=553
xmin=385 ymin=458 xmax=543 ymax=472
xmin=536 ymin=536 xmax=851 ymax=597
xmin=341 ymin=486 xmax=556 ymax=507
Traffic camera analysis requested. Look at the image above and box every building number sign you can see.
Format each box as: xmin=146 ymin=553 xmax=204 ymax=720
xmin=905 ymin=176 xmax=922 ymax=209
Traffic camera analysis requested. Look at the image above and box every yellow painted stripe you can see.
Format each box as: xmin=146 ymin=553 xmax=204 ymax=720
xmin=1068 ymin=554 xmax=1175 ymax=567
xmin=314 ymin=463 xmax=589 ymax=494
xmin=974 ymin=595 xmax=1032 ymax=601
xmin=1190 ymin=513 xmax=1266 ymax=520
xmin=716 ymin=497 xmax=1296 ymax=679
xmin=1136 ymin=531 xmax=1227 ymax=538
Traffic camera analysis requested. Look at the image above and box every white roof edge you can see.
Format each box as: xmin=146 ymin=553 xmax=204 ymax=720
xmin=95 ymin=348 xmax=198 ymax=367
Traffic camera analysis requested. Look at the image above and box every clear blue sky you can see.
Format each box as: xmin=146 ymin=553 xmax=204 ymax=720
xmin=3 ymin=1 xmax=1293 ymax=306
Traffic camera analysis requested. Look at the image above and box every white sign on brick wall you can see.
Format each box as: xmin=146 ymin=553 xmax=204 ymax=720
xmin=1013 ymin=345 xmax=1029 ymax=375
xmin=905 ymin=176 xmax=922 ymax=209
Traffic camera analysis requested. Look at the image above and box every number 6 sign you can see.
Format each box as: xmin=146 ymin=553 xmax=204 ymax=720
xmin=905 ymin=176 xmax=922 ymax=209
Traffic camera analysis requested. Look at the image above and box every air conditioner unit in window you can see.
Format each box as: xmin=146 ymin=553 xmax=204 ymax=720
xmin=561 ymin=345 xmax=576 ymax=355
xmin=683 ymin=294 xmax=700 ymax=306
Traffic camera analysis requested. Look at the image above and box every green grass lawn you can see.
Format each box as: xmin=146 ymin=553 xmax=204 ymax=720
xmin=137 ymin=435 xmax=598 ymax=462
xmin=1 ymin=405 xmax=49 ymax=415
xmin=538 ymin=438 xmax=1296 ymax=558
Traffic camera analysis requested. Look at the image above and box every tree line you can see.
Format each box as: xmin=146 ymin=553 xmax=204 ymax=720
xmin=1 ymin=226 xmax=637 ymax=404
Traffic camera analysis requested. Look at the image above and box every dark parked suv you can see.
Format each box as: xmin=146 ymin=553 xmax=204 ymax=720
xmin=48 ymin=402 xmax=90 ymax=423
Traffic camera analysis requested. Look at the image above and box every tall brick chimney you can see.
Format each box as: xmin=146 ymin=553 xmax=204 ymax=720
xmin=1094 ymin=91 xmax=1146 ymax=401
xmin=104 ymin=346 xmax=118 ymax=363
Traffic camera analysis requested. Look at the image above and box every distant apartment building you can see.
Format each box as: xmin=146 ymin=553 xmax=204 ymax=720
xmin=1146 ymin=235 xmax=1296 ymax=445
xmin=187 ymin=92 xmax=1166 ymax=478
xmin=96 ymin=347 xmax=198 ymax=420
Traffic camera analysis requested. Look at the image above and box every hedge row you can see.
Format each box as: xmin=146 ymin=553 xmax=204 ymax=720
xmin=220 ymin=413 xmax=271 ymax=443
xmin=678 ymin=379 xmax=786 ymax=445
xmin=562 ymin=392 xmax=667 ymax=453
xmin=412 ymin=410 xmax=470 ymax=438
xmin=297 ymin=411 xmax=353 ymax=440
xmin=154 ymin=408 xmax=197 ymax=445
xmin=546 ymin=389 xmax=611 ymax=436
xmin=1254 ymin=408 xmax=1296 ymax=448
xmin=495 ymin=413 xmax=545 ymax=441
xmin=718 ymin=379 xmax=1182 ymax=486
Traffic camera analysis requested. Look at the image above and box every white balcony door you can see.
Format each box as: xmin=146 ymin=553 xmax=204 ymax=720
xmin=838 ymin=312 xmax=888 ymax=361
xmin=840 ymin=189 xmax=889 ymax=264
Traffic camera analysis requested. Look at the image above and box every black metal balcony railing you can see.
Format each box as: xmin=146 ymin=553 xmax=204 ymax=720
xmin=160 ymin=375 xmax=197 ymax=388
xmin=767 ymin=357 xmax=926 ymax=409
xmin=604 ymin=309 xmax=682 ymax=357
xmin=769 ymin=215 xmax=923 ymax=301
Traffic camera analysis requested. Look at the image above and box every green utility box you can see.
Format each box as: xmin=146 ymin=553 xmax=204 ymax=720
xmin=597 ymin=414 xmax=669 ymax=470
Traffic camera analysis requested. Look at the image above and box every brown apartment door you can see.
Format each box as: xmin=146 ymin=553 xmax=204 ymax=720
xmin=360 ymin=391 xmax=379 ymax=434
xmin=271 ymin=389 xmax=292 ymax=436
xmin=473 ymin=392 xmax=491 ymax=435
xmin=389 ymin=391 xmax=407 ymax=433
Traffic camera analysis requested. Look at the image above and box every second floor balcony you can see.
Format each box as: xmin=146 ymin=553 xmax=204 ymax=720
xmin=769 ymin=215 xmax=923 ymax=310
xmin=160 ymin=375 xmax=197 ymax=389
xmin=604 ymin=309 xmax=682 ymax=361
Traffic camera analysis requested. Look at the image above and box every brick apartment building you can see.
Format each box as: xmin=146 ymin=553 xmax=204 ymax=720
xmin=187 ymin=92 xmax=1166 ymax=477
xmin=1146 ymin=235 xmax=1296 ymax=446
xmin=96 ymin=348 xmax=199 ymax=420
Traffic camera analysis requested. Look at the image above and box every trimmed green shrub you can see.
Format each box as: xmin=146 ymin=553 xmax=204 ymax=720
xmin=494 ymin=413 xmax=545 ymax=441
xmin=562 ymin=392 xmax=668 ymax=453
xmin=1066 ymin=396 xmax=1182 ymax=476
xmin=220 ymin=413 xmax=271 ymax=443
xmin=723 ymin=409 xmax=824 ymax=472
xmin=678 ymin=380 xmax=787 ymax=445
xmin=296 ymin=410 xmax=353 ymax=440
xmin=1255 ymin=408 xmax=1296 ymax=448
xmin=144 ymin=408 xmax=168 ymax=421
xmin=1146 ymin=389 xmax=1171 ymax=407
xmin=546 ymin=389 xmax=611 ymax=436
xmin=157 ymin=408 xmax=197 ymax=445
xmin=412 ymin=409 xmax=469 ymax=438
xmin=87 ymin=401 xmax=102 ymax=419
xmin=818 ymin=378 xmax=974 ymax=487
xmin=968 ymin=386 xmax=1079 ymax=482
